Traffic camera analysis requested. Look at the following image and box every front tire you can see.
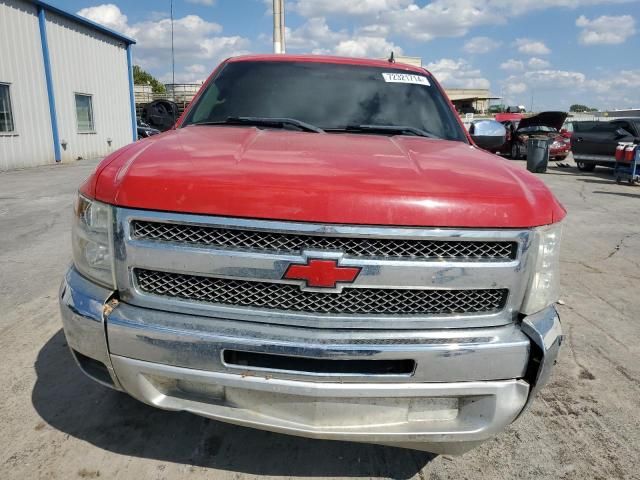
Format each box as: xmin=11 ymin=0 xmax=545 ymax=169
xmin=576 ymin=160 xmax=596 ymax=172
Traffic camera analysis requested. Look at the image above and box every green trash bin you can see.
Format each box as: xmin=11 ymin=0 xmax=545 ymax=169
xmin=527 ymin=138 xmax=550 ymax=173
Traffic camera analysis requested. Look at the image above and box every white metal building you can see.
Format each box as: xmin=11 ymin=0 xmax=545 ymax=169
xmin=0 ymin=0 xmax=136 ymax=170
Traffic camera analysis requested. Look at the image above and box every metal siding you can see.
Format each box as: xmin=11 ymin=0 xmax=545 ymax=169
xmin=45 ymin=11 xmax=133 ymax=162
xmin=0 ymin=0 xmax=54 ymax=170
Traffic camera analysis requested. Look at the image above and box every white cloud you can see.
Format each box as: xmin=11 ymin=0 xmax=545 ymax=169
xmin=159 ymin=64 xmax=207 ymax=84
xmin=501 ymin=67 xmax=640 ymax=109
xmin=387 ymin=1 xmax=504 ymax=41
xmin=185 ymin=0 xmax=215 ymax=5
xmin=132 ymin=15 xmax=249 ymax=69
xmin=528 ymin=57 xmax=551 ymax=69
xmin=576 ymin=14 xmax=636 ymax=45
xmin=185 ymin=64 xmax=207 ymax=74
xmin=588 ymin=69 xmax=640 ymax=108
xmin=77 ymin=4 xmax=134 ymax=36
xmin=505 ymin=81 xmax=527 ymax=95
xmin=357 ymin=24 xmax=392 ymax=36
xmin=425 ymin=58 xmax=490 ymax=89
xmin=334 ymin=36 xmax=403 ymax=58
xmin=285 ymin=17 xmax=348 ymax=51
xmin=523 ymin=69 xmax=586 ymax=87
xmin=586 ymin=69 xmax=640 ymax=95
xmin=285 ymin=17 xmax=403 ymax=58
xmin=463 ymin=36 xmax=502 ymax=54
xmin=497 ymin=0 xmax=633 ymax=16
xmin=289 ymin=0 xmax=633 ymax=44
xmin=288 ymin=0 xmax=506 ymax=42
xmin=500 ymin=59 xmax=524 ymax=71
xmin=499 ymin=69 xmax=586 ymax=107
xmin=77 ymin=4 xmax=250 ymax=80
xmin=292 ymin=0 xmax=412 ymax=17
xmin=515 ymin=38 xmax=551 ymax=55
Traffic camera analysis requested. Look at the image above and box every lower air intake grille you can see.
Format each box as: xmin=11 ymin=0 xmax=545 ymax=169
xmin=135 ymin=269 xmax=508 ymax=316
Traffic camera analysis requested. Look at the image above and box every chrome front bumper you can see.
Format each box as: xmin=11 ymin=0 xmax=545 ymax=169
xmin=59 ymin=267 xmax=562 ymax=454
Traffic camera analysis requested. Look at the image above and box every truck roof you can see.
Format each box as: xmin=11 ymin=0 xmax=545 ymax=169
xmin=226 ymin=54 xmax=430 ymax=75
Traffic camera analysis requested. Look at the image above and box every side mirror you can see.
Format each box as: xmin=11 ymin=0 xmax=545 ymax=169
xmin=469 ymin=120 xmax=507 ymax=151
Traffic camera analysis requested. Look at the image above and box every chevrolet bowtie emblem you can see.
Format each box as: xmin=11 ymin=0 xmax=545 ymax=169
xmin=283 ymin=258 xmax=361 ymax=289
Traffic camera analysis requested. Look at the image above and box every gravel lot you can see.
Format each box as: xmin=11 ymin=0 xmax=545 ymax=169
xmin=1 ymin=155 xmax=639 ymax=479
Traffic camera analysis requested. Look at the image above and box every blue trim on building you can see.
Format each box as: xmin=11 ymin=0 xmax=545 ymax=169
xmin=126 ymin=45 xmax=137 ymax=142
xmin=37 ymin=6 xmax=61 ymax=163
xmin=32 ymin=1 xmax=136 ymax=45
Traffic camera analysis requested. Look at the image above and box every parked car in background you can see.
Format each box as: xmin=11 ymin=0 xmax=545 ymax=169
xmin=488 ymin=105 xmax=526 ymax=114
xmin=571 ymin=118 xmax=640 ymax=171
xmin=560 ymin=120 xmax=600 ymax=140
xmin=495 ymin=113 xmax=524 ymax=123
xmin=499 ymin=111 xmax=569 ymax=160
xmin=137 ymin=118 xmax=161 ymax=139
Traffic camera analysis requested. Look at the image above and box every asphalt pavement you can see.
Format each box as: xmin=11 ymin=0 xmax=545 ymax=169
xmin=1 ymin=155 xmax=639 ymax=479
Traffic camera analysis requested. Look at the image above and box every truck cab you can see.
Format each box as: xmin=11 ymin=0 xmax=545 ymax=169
xmin=59 ymin=55 xmax=565 ymax=455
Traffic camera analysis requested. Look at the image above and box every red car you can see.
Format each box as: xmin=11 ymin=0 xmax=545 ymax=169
xmin=499 ymin=111 xmax=570 ymax=160
xmin=59 ymin=54 xmax=565 ymax=455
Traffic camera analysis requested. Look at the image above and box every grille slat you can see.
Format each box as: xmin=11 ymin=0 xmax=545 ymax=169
xmin=132 ymin=221 xmax=517 ymax=260
xmin=135 ymin=269 xmax=508 ymax=316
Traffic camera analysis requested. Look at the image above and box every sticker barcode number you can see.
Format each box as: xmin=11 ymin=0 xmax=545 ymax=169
xmin=382 ymin=73 xmax=430 ymax=86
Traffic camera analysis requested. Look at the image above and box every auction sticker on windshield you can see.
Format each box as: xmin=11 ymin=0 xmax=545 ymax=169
xmin=382 ymin=73 xmax=430 ymax=86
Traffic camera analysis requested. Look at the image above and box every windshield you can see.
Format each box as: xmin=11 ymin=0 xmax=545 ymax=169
xmin=181 ymin=61 xmax=467 ymax=142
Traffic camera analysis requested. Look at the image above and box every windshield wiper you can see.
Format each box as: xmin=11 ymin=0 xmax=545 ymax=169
xmin=327 ymin=124 xmax=438 ymax=139
xmin=190 ymin=116 xmax=324 ymax=133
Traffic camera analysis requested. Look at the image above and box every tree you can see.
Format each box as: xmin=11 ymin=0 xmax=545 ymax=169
xmin=570 ymin=104 xmax=598 ymax=113
xmin=133 ymin=65 xmax=166 ymax=94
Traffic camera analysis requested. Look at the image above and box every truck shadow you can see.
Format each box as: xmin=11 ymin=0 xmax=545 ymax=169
xmin=591 ymin=190 xmax=640 ymax=199
xmin=32 ymin=330 xmax=435 ymax=478
xmin=575 ymin=178 xmax=617 ymax=185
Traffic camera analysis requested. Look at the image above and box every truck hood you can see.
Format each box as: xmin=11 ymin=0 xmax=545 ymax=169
xmin=517 ymin=111 xmax=568 ymax=132
xmin=89 ymin=126 xmax=565 ymax=228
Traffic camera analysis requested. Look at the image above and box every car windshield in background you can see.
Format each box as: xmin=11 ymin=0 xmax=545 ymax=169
xmin=182 ymin=61 xmax=467 ymax=142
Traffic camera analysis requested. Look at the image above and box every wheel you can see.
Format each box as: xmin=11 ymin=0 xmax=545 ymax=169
xmin=616 ymin=176 xmax=622 ymax=184
xmin=511 ymin=143 xmax=521 ymax=160
xmin=576 ymin=160 xmax=596 ymax=172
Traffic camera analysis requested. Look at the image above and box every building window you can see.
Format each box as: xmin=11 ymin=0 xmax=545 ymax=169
xmin=0 ymin=83 xmax=15 ymax=133
xmin=75 ymin=93 xmax=95 ymax=132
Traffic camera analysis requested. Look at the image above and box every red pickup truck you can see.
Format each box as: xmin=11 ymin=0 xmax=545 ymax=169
xmin=60 ymin=55 xmax=565 ymax=454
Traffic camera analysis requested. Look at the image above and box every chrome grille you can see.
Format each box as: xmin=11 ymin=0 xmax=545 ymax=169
xmin=131 ymin=221 xmax=517 ymax=260
xmin=135 ymin=269 xmax=508 ymax=316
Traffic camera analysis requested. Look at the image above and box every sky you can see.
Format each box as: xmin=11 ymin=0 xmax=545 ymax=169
xmin=56 ymin=0 xmax=639 ymax=110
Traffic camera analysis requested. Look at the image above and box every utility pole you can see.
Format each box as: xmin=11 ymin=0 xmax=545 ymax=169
xmin=530 ymin=89 xmax=535 ymax=113
xmin=170 ymin=0 xmax=175 ymax=86
xmin=273 ymin=0 xmax=285 ymax=54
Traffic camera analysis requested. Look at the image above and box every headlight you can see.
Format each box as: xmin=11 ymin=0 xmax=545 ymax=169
xmin=521 ymin=222 xmax=563 ymax=315
xmin=72 ymin=194 xmax=115 ymax=288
